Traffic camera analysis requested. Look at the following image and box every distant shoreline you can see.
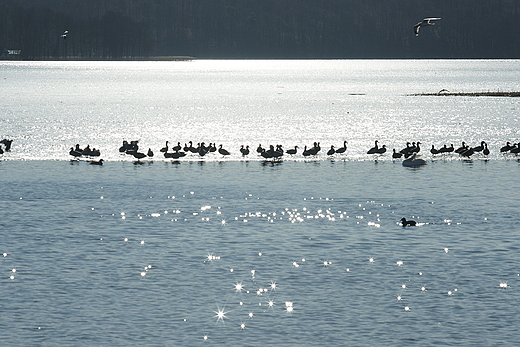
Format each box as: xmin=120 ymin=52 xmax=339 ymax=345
xmin=410 ymin=91 xmax=520 ymax=97
xmin=0 ymin=56 xmax=195 ymax=62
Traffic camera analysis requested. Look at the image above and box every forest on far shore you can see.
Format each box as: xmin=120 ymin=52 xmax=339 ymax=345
xmin=1 ymin=0 xmax=519 ymax=59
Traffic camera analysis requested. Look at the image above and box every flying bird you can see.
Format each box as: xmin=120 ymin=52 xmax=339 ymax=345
xmin=414 ymin=18 xmax=441 ymax=36
xmin=61 ymin=30 xmax=69 ymax=39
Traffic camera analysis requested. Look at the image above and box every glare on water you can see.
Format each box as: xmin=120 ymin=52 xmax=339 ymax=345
xmin=0 ymin=60 xmax=520 ymax=346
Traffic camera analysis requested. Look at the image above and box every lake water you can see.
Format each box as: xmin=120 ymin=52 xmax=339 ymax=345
xmin=1 ymin=60 xmax=520 ymax=346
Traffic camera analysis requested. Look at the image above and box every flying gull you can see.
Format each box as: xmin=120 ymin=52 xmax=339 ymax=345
xmin=414 ymin=18 xmax=441 ymax=36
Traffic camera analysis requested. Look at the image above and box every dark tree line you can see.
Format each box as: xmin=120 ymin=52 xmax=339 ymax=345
xmin=1 ymin=0 xmax=520 ymax=59
xmin=0 ymin=3 xmax=152 ymax=58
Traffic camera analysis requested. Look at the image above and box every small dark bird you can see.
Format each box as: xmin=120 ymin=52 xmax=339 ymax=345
xmin=414 ymin=18 xmax=441 ymax=36
xmin=69 ymin=147 xmax=82 ymax=158
xmin=90 ymin=148 xmax=101 ymax=157
xmin=160 ymin=141 xmax=169 ymax=153
xmin=392 ymin=149 xmax=403 ymax=159
xmin=218 ymin=144 xmax=230 ymax=156
xmin=240 ymin=145 xmax=250 ymax=156
xmin=335 ymin=141 xmax=348 ymax=154
xmin=90 ymin=159 xmax=104 ymax=165
xmin=286 ymin=146 xmax=298 ymax=155
xmin=367 ymin=140 xmax=379 ymax=154
xmin=483 ymin=143 xmax=490 ymax=156
xmin=172 ymin=142 xmax=182 ymax=152
xmin=473 ymin=141 xmax=486 ymax=152
xmin=147 ymin=148 xmax=154 ymax=157
xmin=376 ymin=145 xmax=387 ymax=154
xmin=401 ymin=218 xmax=417 ymax=226
xmin=0 ymin=139 xmax=13 ymax=151
xmin=132 ymin=152 xmax=147 ymax=160
xmin=327 ymin=145 xmax=336 ymax=156
xmin=119 ymin=140 xmax=129 ymax=153
xmin=455 ymin=142 xmax=468 ymax=154
xmin=439 ymin=144 xmax=454 ymax=153
xmin=500 ymin=142 xmax=513 ymax=153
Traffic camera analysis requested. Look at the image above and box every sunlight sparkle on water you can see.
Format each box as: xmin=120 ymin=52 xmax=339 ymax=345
xmin=234 ymin=282 xmax=244 ymax=292
xmin=214 ymin=306 xmax=228 ymax=323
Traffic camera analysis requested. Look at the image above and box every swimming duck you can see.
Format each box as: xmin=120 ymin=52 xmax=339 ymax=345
xmin=401 ymin=218 xmax=417 ymax=226
xmin=90 ymin=159 xmax=104 ymax=165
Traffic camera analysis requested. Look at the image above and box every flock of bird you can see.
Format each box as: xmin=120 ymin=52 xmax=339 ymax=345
xmin=68 ymin=144 xmax=103 ymax=164
xmin=64 ymin=139 xmax=520 ymax=164
xmin=3 ymin=138 xmax=519 ymax=163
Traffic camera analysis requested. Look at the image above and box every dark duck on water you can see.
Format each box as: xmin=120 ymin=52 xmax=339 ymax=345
xmin=400 ymin=218 xmax=417 ymax=226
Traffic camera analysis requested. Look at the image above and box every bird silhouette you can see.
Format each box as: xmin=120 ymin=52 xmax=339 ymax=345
xmin=414 ymin=18 xmax=441 ymax=36
xmin=218 ymin=144 xmax=230 ymax=156
xmin=401 ymin=218 xmax=417 ymax=226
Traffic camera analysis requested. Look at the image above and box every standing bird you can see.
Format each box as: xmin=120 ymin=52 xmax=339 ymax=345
xmin=160 ymin=141 xmax=169 ymax=153
xmin=472 ymin=141 xmax=486 ymax=152
xmin=335 ymin=141 xmax=348 ymax=154
xmin=286 ymin=146 xmax=298 ymax=155
xmin=367 ymin=140 xmax=379 ymax=154
xmin=483 ymin=143 xmax=490 ymax=156
xmin=147 ymin=148 xmax=154 ymax=157
xmin=327 ymin=145 xmax=336 ymax=156
xmin=392 ymin=149 xmax=403 ymax=159
xmin=240 ymin=145 xmax=250 ymax=156
xmin=69 ymin=147 xmax=82 ymax=158
xmin=500 ymin=142 xmax=513 ymax=153
xmin=414 ymin=18 xmax=441 ymax=36
xmin=376 ymin=145 xmax=387 ymax=155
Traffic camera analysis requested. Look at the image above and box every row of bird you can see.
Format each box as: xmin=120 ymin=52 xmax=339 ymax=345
xmin=66 ymin=139 xmax=520 ymax=162
xmin=69 ymin=144 xmax=101 ymax=158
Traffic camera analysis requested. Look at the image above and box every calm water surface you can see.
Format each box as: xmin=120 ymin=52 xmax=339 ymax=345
xmin=0 ymin=60 xmax=520 ymax=346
